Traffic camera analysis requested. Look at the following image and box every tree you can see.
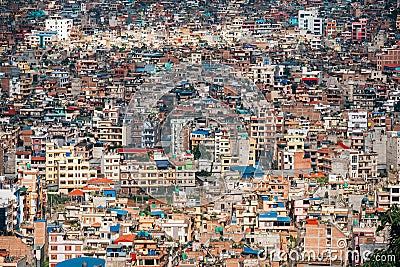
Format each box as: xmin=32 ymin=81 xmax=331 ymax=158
xmin=394 ymin=101 xmax=400 ymax=112
xmin=193 ymin=144 xmax=201 ymax=160
xmin=362 ymin=205 xmax=400 ymax=266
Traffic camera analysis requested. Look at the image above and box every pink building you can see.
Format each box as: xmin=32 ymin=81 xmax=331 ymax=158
xmin=352 ymin=19 xmax=368 ymax=42
xmin=292 ymin=199 xmax=310 ymax=222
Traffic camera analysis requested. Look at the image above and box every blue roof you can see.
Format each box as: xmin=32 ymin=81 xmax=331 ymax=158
xmin=56 ymin=257 xmax=105 ymax=267
xmin=47 ymin=225 xmax=60 ymax=233
xmin=104 ymin=189 xmax=116 ymax=194
xmin=110 ymin=209 xmax=128 ymax=216
xmin=230 ymin=165 xmax=263 ymax=178
xmin=150 ymin=210 xmax=163 ymax=216
xmin=277 ymin=216 xmax=291 ymax=222
xmin=110 ymin=224 xmax=120 ymax=232
xmin=155 ymin=160 xmax=170 ymax=169
xmin=202 ymin=98 xmax=218 ymax=103
xmin=259 ymin=211 xmax=278 ymax=219
xmin=191 ymin=130 xmax=209 ymax=135
xmin=37 ymin=32 xmax=57 ymax=37
xmin=243 ymin=246 xmax=263 ymax=255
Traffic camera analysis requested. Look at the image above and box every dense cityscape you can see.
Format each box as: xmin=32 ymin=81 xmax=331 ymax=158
xmin=0 ymin=0 xmax=400 ymax=266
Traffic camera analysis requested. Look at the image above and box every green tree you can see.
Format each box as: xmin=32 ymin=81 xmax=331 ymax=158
xmin=362 ymin=205 xmax=400 ymax=266
xmin=193 ymin=144 xmax=201 ymax=160
xmin=394 ymin=101 xmax=400 ymax=112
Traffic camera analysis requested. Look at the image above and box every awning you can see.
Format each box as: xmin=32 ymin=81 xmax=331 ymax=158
xmin=277 ymin=216 xmax=291 ymax=222
xmin=110 ymin=209 xmax=128 ymax=216
xmin=110 ymin=224 xmax=120 ymax=232
xmin=243 ymin=246 xmax=263 ymax=255
xmin=150 ymin=210 xmax=163 ymax=216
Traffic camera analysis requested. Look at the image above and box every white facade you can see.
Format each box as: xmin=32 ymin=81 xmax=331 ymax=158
xmin=51 ymin=69 xmax=69 ymax=87
xmin=25 ymin=30 xmax=58 ymax=48
xmin=45 ymin=17 xmax=73 ymax=41
xmin=347 ymin=111 xmax=368 ymax=134
xmin=102 ymin=153 xmax=121 ymax=181
xmin=159 ymin=219 xmax=191 ymax=244
xmin=49 ymin=231 xmax=83 ymax=267
xmin=298 ymin=9 xmax=323 ymax=35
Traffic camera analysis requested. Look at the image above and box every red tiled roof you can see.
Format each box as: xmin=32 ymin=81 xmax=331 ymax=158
xmin=31 ymin=157 xmax=46 ymax=161
xmin=114 ymin=234 xmax=136 ymax=244
xmin=16 ymin=151 xmax=30 ymax=155
xmin=69 ymin=189 xmax=85 ymax=196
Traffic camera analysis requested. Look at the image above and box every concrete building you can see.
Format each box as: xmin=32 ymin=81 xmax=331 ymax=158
xmin=45 ymin=143 xmax=97 ymax=194
xmin=352 ymin=19 xmax=368 ymax=42
xmin=45 ymin=16 xmax=73 ymax=41
xmin=101 ymin=153 xmax=121 ymax=182
xmin=386 ymin=132 xmax=400 ymax=171
xmin=298 ymin=9 xmax=324 ymax=35
xmin=48 ymin=228 xmax=83 ymax=267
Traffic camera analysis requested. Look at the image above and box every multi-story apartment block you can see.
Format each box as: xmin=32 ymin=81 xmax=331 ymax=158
xmin=376 ymin=46 xmax=400 ymax=71
xmin=352 ymin=19 xmax=368 ymax=42
xmin=347 ymin=111 xmax=368 ymax=137
xmin=325 ymin=19 xmax=337 ymax=37
xmin=298 ymin=9 xmax=324 ymax=35
xmin=96 ymin=121 xmax=127 ymax=147
xmin=386 ymin=132 xmax=400 ymax=171
xmin=48 ymin=228 xmax=83 ymax=267
xmin=45 ymin=16 xmax=73 ymax=41
xmin=25 ymin=30 xmax=58 ymax=48
xmin=101 ymin=153 xmax=121 ymax=182
xmin=18 ymin=168 xmax=44 ymax=224
xmin=45 ymin=143 xmax=97 ymax=194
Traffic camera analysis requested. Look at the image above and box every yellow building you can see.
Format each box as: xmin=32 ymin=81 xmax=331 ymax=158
xmin=45 ymin=143 xmax=97 ymax=194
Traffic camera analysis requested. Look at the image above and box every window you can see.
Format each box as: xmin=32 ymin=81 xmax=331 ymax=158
xmin=51 ymin=255 xmax=57 ymax=260
xmin=51 ymin=246 xmax=57 ymax=251
xmin=392 ymin=188 xmax=400 ymax=194
xmin=352 ymin=156 xmax=357 ymax=164
xmin=65 ymin=246 xmax=72 ymax=251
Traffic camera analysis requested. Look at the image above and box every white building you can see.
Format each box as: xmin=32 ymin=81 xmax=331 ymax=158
xmin=298 ymin=9 xmax=324 ymax=36
xmin=158 ymin=219 xmax=192 ymax=244
xmin=51 ymin=69 xmax=69 ymax=87
xmin=101 ymin=153 xmax=121 ymax=182
xmin=45 ymin=16 xmax=73 ymax=41
xmin=48 ymin=229 xmax=83 ymax=267
xmin=347 ymin=111 xmax=368 ymax=135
